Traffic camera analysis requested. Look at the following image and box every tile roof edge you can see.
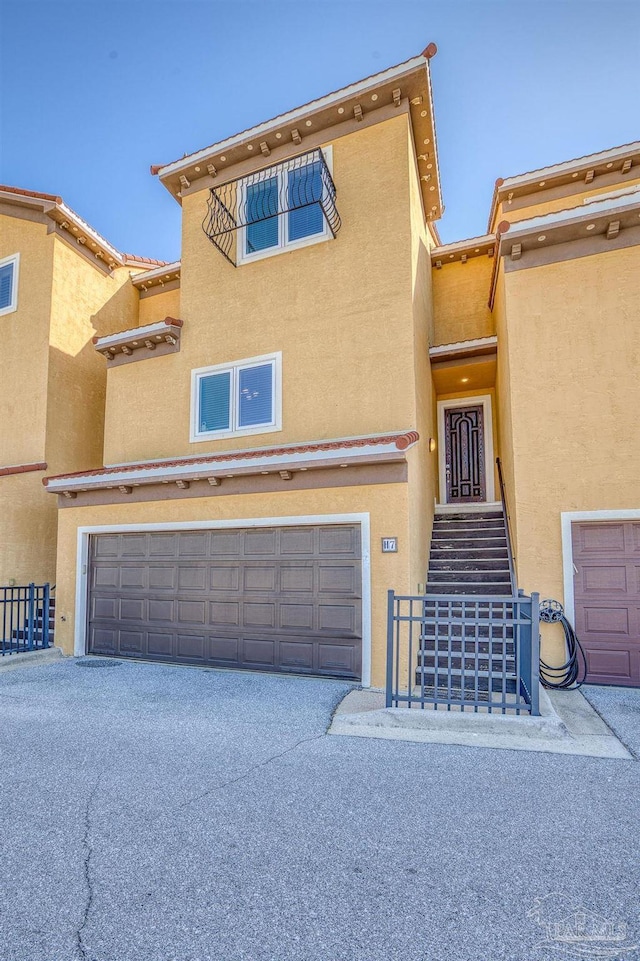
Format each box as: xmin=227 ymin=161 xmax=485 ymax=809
xmin=44 ymin=432 xmax=420 ymax=485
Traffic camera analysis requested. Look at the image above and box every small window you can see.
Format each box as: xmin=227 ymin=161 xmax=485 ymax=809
xmin=191 ymin=352 xmax=282 ymax=442
xmin=237 ymin=148 xmax=333 ymax=264
xmin=0 ymin=254 xmax=19 ymax=316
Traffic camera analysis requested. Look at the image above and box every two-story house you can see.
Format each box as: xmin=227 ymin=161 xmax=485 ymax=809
xmin=0 ymin=185 xmax=165 ymax=589
xmin=42 ymin=48 xmax=640 ymax=691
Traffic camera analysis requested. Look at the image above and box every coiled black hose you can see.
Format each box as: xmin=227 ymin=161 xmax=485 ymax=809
xmin=538 ymin=599 xmax=587 ymax=689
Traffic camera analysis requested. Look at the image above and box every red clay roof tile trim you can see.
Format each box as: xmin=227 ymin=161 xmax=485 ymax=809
xmin=0 ymin=184 xmax=62 ymax=203
xmin=0 ymin=186 xmax=165 ymax=268
xmin=91 ymin=317 xmax=184 ymax=345
xmin=395 ymin=431 xmax=419 ymax=450
xmin=1 ymin=462 xmax=48 ymax=478
xmin=122 ymin=254 xmax=170 ymax=267
xmin=44 ymin=433 xmax=419 ymax=484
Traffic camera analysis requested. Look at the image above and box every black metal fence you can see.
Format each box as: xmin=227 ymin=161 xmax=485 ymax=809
xmin=386 ymin=591 xmax=540 ymax=715
xmin=1 ymin=584 xmax=53 ymax=656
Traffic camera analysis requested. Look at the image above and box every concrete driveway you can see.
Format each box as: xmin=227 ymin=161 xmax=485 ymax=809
xmin=1 ymin=659 xmax=638 ymax=961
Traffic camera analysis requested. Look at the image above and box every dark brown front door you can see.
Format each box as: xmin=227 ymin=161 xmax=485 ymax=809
xmin=572 ymin=521 xmax=640 ymax=686
xmin=86 ymin=525 xmax=362 ymax=680
xmin=444 ymin=405 xmax=486 ymax=503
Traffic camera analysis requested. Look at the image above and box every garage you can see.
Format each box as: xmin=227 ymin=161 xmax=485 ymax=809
xmin=572 ymin=520 xmax=640 ymax=686
xmin=87 ymin=524 xmax=362 ymax=679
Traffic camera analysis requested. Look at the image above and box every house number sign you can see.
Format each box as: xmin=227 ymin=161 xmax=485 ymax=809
xmin=381 ymin=537 xmax=398 ymax=553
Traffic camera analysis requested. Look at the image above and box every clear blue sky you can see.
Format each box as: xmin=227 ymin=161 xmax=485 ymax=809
xmin=1 ymin=0 xmax=638 ymax=261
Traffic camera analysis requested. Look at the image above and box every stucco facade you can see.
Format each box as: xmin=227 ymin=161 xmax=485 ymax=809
xmin=432 ymin=143 xmax=640 ymax=674
xmin=39 ymin=53 xmax=440 ymax=687
xmin=0 ymin=187 xmax=166 ymax=585
xmin=104 ymin=115 xmax=423 ymax=466
xmin=3 ymin=49 xmax=638 ymax=690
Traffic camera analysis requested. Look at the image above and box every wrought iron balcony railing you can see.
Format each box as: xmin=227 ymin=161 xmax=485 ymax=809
xmin=202 ymin=148 xmax=341 ymax=266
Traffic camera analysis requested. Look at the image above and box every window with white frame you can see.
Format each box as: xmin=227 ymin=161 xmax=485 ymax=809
xmin=238 ymin=148 xmax=333 ymax=264
xmin=0 ymin=254 xmax=19 ymax=316
xmin=191 ymin=352 xmax=282 ymax=442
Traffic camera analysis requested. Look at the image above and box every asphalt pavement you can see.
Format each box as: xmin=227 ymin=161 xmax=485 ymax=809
xmin=0 ymin=659 xmax=638 ymax=961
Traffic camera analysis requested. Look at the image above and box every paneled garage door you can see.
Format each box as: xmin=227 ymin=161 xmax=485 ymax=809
xmin=87 ymin=525 xmax=362 ymax=679
xmin=572 ymin=521 xmax=640 ymax=686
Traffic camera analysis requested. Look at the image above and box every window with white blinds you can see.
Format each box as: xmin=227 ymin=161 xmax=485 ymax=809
xmin=191 ymin=352 xmax=282 ymax=442
xmin=0 ymin=254 xmax=19 ymax=316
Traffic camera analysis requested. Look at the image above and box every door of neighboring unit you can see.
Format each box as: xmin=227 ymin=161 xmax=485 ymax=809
xmin=572 ymin=521 xmax=640 ymax=686
xmin=444 ymin=405 xmax=486 ymax=503
xmin=86 ymin=525 xmax=362 ymax=680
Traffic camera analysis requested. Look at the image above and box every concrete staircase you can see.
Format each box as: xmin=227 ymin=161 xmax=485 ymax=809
xmin=418 ymin=506 xmax=517 ymax=700
xmin=426 ymin=507 xmax=513 ymax=595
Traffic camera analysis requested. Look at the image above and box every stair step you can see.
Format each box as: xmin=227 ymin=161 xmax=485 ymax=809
xmin=426 ymin=584 xmax=513 ymax=595
xmin=432 ymin=527 xmax=507 ymax=539
xmin=432 ymin=519 xmax=505 ymax=531
xmin=420 ymin=647 xmax=515 ymax=661
xmin=434 ymin=508 xmax=504 ymax=521
xmin=421 ymin=630 xmax=516 ymax=640
xmin=429 ymin=558 xmax=511 ymax=572
xmin=421 ymin=634 xmax=515 ymax=645
xmin=417 ymin=663 xmax=517 ymax=678
xmin=420 ymin=647 xmax=515 ymax=660
xmin=430 ymin=547 xmax=509 ymax=560
xmin=415 ymin=670 xmax=518 ymax=695
xmin=428 ymin=570 xmax=511 ymax=584
xmin=432 ymin=539 xmax=508 ymax=551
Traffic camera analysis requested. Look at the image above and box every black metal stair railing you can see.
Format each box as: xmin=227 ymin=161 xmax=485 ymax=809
xmin=202 ymin=148 xmax=341 ymax=265
xmin=496 ymin=457 xmax=517 ymax=594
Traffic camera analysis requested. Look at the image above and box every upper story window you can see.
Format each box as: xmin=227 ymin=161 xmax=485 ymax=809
xmin=191 ymin=352 xmax=282 ymax=442
xmin=0 ymin=254 xmax=19 ymax=316
xmin=202 ymin=148 xmax=341 ymax=266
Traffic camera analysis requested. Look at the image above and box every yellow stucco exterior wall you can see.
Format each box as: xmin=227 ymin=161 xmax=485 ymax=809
xmin=51 ymin=111 xmax=440 ymax=687
xmin=431 ymin=256 xmax=494 ymax=347
xmin=492 ymin=271 xmax=518 ymax=557
xmin=1 ymin=214 xmax=56 ymax=584
xmin=103 ymin=114 xmax=422 ymax=466
xmin=138 ymin=287 xmax=181 ymax=327
xmin=0 ymin=475 xmax=57 ymax=586
xmin=46 ymin=238 xmax=138 ymax=475
xmin=0 ymin=217 xmax=140 ymax=585
xmin=500 ymin=245 xmax=640 ymax=661
xmin=0 ymin=215 xmax=54 ymax=467
xmin=53 ymin=482 xmax=411 ymax=688
xmin=407 ymin=131 xmax=437 ymax=591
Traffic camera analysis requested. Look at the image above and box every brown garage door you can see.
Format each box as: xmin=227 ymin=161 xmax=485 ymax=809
xmin=87 ymin=525 xmax=362 ymax=679
xmin=572 ymin=521 xmax=640 ymax=686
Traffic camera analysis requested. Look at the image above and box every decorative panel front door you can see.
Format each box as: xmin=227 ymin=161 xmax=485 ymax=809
xmin=444 ymin=405 xmax=486 ymax=503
